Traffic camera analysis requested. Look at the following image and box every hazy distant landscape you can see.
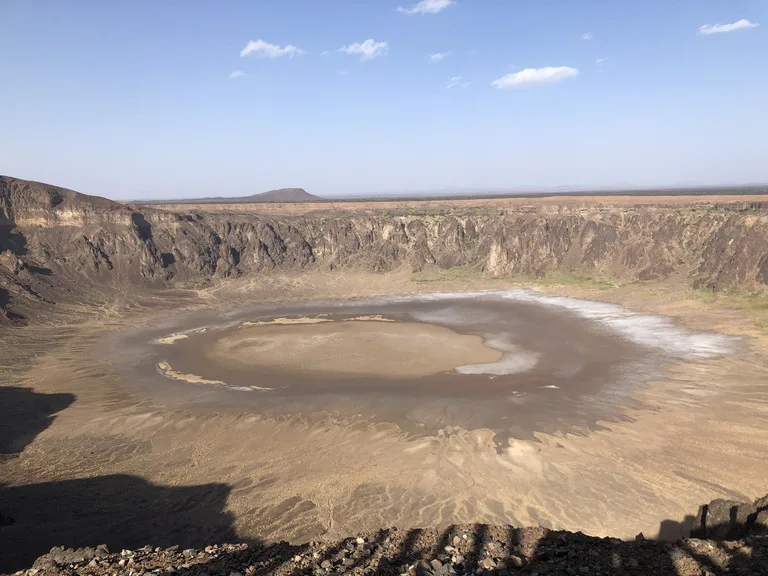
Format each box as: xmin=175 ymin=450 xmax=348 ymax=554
xmin=137 ymin=184 xmax=768 ymax=205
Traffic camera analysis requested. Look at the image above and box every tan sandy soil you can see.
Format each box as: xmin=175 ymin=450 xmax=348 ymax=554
xmin=2 ymin=271 xmax=768 ymax=570
xmin=208 ymin=320 xmax=501 ymax=378
xmin=150 ymin=194 xmax=768 ymax=215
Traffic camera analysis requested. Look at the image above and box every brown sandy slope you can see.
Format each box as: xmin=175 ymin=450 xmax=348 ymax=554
xmin=2 ymin=272 xmax=768 ymax=573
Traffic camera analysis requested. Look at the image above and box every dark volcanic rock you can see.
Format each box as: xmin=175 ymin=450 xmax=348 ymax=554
xmin=3 ymin=175 xmax=768 ymax=324
xmin=692 ymin=494 xmax=768 ymax=539
xmin=13 ymin=526 xmax=768 ymax=576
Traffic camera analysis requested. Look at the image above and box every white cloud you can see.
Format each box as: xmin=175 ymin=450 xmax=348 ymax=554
xmin=697 ymin=19 xmax=759 ymax=35
xmin=596 ymin=58 xmax=609 ymax=65
xmin=397 ymin=0 xmax=455 ymax=15
xmin=491 ymin=66 xmax=578 ymax=89
xmin=240 ymin=39 xmax=306 ymax=58
xmin=339 ymin=39 xmax=388 ymax=61
xmin=581 ymin=33 xmax=593 ymax=40
xmin=229 ymin=71 xmax=246 ymax=79
xmin=446 ymin=75 xmax=466 ymax=88
xmin=427 ymin=52 xmax=450 ymax=63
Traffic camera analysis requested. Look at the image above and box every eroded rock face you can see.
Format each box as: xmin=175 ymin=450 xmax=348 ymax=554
xmin=2 ymin=175 xmax=768 ymax=323
xmin=691 ymin=495 xmax=768 ymax=539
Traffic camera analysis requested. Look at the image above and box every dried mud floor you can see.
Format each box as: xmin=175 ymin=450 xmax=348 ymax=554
xmin=1 ymin=272 xmax=768 ymax=572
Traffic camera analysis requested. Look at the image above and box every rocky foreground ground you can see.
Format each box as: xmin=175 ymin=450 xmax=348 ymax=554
xmin=9 ymin=495 xmax=767 ymax=576
xmin=13 ymin=525 xmax=768 ymax=576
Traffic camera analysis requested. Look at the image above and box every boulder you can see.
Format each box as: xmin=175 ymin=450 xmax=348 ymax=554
xmin=691 ymin=494 xmax=768 ymax=539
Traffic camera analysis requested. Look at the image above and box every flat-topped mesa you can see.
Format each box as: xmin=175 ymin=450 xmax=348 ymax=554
xmin=237 ymin=187 xmax=319 ymax=203
xmin=141 ymin=187 xmax=322 ymax=204
xmin=2 ymin=175 xmax=768 ymax=324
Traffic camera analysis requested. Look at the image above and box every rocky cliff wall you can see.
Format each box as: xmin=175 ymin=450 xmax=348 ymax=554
xmin=2 ymin=176 xmax=768 ymax=324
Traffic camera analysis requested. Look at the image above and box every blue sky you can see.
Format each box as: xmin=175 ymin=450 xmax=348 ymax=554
xmin=1 ymin=0 xmax=766 ymax=199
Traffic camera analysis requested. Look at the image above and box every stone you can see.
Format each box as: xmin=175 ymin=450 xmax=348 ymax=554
xmin=480 ymin=558 xmax=495 ymax=570
xmin=534 ymin=549 xmax=551 ymax=562
xmin=755 ymin=510 xmax=768 ymax=533
xmin=414 ymin=559 xmax=434 ymax=576
xmin=430 ymin=559 xmax=443 ymax=570
xmin=692 ymin=499 xmax=758 ymax=539
xmin=320 ymin=560 xmax=332 ymax=569
xmin=508 ymin=555 xmax=525 ymax=568
xmin=356 ymin=537 xmax=365 ymax=544
xmin=669 ymin=547 xmax=686 ymax=561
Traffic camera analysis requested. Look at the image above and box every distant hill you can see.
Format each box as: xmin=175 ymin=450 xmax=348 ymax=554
xmin=139 ymin=188 xmax=323 ymax=205
xmin=246 ymin=188 xmax=320 ymax=203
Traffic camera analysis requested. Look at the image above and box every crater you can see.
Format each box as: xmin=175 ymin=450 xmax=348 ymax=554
xmin=114 ymin=290 xmax=739 ymax=442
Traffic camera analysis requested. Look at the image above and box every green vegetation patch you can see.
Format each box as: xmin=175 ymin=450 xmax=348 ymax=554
xmin=412 ymin=267 xmax=479 ymax=283
xmin=411 ymin=268 xmax=616 ymax=290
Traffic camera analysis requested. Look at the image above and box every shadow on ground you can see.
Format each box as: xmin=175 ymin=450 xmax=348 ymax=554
xmin=149 ymin=522 xmax=766 ymax=576
xmin=0 ymin=386 xmax=74 ymax=455
xmin=0 ymin=386 xmax=255 ymax=572
xmin=1 ymin=386 xmax=765 ymax=575
xmin=0 ymin=475 xmax=253 ymax=573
